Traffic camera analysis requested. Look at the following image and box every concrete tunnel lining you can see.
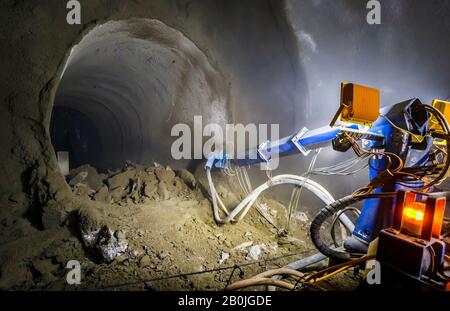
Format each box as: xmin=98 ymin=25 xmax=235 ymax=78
xmin=1 ymin=0 xmax=450 ymax=291
xmin=51 ymin=18 xmax=229 ymax=171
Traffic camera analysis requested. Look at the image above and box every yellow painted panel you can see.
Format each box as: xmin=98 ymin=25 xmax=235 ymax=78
xmin=340 ymin=83 xmax=380 ymax=126
xmin=430 ymin=99 xmax=450 ymax=132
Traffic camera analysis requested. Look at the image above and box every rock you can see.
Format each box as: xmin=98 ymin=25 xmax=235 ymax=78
xmin=143 ymin=182 xmax=157 ymax=198
xmin=154 ymin=166 xmax=175 ymax=183
xmin=68 ymin=171 xmax=88 ymax=186
xmin=68 ymin=165 xmax=104 ymax=191
xmin=218 ymin=252 xmax=229 ymax=264
xmin=233 ymin=241 xmax=253 ymax=251
xmin=138 ymin=255 xmax=152 ymax=268
xmin=107 ymin=170 xmax=134 ymax=190
xmin=176 ymin=169 xmax=196 ymax=188
xmin=73 ymin=183 xmax=95 ymax=199
xmin=53 ymin=188 xmax=69 ymax=202
xmin=78 ymin=206 xmax=128 ymax=263
xmin=296 ymin=212 xmax=309 ymax=223
xmin=129 ymin=177 xmax=142 ymax=203
xmin=157 ymin=182 xmax=171 ymax=200
xmin=110 ymin=187 xmax=125 ymax=202
xmin=83 ymin=225 xmax=128 ymax=263
xmin=125 ymin=161 xmax=145 ymax=172
xmin=114 ymin=229 xmax=126 ymax=241
xmin=115 ymin=254 xmax=129 ymax=264
xmin=246 ymin=244 xmax=264 ymax=261
xmin=77 ymin=205 xmax=105 ymax=233
xmin=94 ymin=186 xmax=110 ymax=203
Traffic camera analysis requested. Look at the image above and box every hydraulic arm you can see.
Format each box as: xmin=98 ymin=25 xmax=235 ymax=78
xmin=206 ymin=83 xmax=450 ymax=259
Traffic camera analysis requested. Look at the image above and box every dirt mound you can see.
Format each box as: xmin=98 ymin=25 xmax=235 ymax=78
xmin=67 ymin=162 xmax=202 ymax=206
xmin=0 ymin=162 xmax=318 ymax=290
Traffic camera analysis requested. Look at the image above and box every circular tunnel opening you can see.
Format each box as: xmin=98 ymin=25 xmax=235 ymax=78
xmin=50 ymin=18 xmax=228 ymax=172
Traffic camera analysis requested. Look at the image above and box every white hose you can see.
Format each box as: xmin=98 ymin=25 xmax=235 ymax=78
xmin=206 ymin=169 xmax=354 ymax=231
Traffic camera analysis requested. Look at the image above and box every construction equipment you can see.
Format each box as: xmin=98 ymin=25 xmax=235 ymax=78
xmin=377 ymin=190 xmax=447 ymax=289
xmin=205 ymin=82 xmax=450 ymax=290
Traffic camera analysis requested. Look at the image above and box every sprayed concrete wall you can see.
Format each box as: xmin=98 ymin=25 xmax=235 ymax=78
xmin=1 ymin=0 xmax=450 ymax=226
xmin=0 ymin=0 xmax=304 ymax=222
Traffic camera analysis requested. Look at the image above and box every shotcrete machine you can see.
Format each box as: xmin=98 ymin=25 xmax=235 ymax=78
xmin=205 ymin=83 xmax=450 ymax=290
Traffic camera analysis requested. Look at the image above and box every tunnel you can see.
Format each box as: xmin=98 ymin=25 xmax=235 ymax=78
xmin=0 ymin=0 xmax=450 ymax=293
xmin=50 ymin=19 xmax=228 ymax=171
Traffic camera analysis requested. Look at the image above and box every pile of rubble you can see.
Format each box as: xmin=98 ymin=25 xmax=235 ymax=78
xmin=66 ymin=162 xmax=203 ymax=263
xmin=66 ymin=162 xmax=199 ymax=205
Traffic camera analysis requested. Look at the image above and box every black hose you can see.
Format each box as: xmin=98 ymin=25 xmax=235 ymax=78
xmin=416 ymin=104 xmax=450 ymax=189
xmin=310 ymin=195 xmax=360 ymax=261
xmin=311 ymin=190 xmax=450 ymax=262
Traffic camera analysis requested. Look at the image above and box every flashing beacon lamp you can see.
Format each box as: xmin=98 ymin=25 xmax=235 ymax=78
xmin=395 ymin=191 xmax=446 ymax=240
xmin=377 ymin=190 xmax=447 ymax=285
xmin=401 ymin=201 xmax=426 ymax=237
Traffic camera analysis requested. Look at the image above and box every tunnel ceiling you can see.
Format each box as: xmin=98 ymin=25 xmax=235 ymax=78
xmin=52 ymin=18 xmax=228 ymax=170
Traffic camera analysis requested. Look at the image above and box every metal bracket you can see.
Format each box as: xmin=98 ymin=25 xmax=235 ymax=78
xmin=257 ymin=140 xmax=271 ymax=163
xmin=291 ymin=127 xmax=311 ymax=156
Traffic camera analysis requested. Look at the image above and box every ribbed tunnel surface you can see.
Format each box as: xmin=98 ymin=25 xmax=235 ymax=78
xmin=51 ymin=19 xmax=228 ymax=170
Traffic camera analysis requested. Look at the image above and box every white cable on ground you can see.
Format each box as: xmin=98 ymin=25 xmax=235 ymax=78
xmin=235 ymin=167 xmax=279 ymax=230
xmin=287 ymin=149 xmax=321 ymax=231
xmin=207 ymin=169 xmax=354 ymax=231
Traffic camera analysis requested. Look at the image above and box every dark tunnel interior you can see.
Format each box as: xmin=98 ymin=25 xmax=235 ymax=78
xmin=50 ymin=106 xmax=102 ymax=169
xmin=50 ymin=19 xmax=229 ymax=171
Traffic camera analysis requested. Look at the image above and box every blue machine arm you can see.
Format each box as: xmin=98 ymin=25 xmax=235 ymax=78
xmin=231 ymin=124 xmax=384 ymax=167
xmin=207 ymin=98 xmax=434 ymax=249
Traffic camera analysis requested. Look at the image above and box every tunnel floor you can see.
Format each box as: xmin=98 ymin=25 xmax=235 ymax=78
xmin=0 ymin=160 xmax=364 ymax=290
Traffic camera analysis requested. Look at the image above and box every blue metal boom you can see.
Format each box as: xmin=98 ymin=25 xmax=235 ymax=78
xmin=208 ymin=98 xmax=433 ymax=247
